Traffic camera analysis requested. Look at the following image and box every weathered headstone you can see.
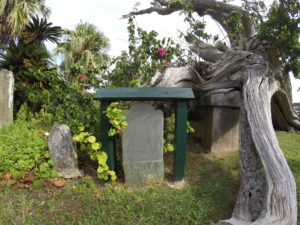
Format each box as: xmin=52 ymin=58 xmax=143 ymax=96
xmin=48 ymin=124 xmax=82 ymax=178
xmin=0 ymin=69 xmax=14 ymax=128
xmin=122 ymin=102 xmax=164 ymax=185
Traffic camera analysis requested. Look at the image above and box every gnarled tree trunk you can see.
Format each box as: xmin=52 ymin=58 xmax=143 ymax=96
xmin=124 ymin=1 xmax=299 ymax=224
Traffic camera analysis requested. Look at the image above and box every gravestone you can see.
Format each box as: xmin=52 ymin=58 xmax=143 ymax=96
xmin=190 ymin=91 xmax=240 ymax=152
xmin=122 ymin=102 xmax=164 ymax=185
xmin=48 ymin=124 xmax=82 ymax=178
xmin=0 ymin=70 xmax=14 ymax=128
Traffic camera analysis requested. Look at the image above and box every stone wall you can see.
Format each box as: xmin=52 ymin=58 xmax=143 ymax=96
xmin=0 ymin=70 xmax=14 ymax=128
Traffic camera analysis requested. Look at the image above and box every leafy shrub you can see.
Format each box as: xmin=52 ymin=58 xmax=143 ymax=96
xmin=106 ymin=16 xmax=184 ymax=87
xmin=0 ymin=120 xmax=57 ymax=179
xmin=45 ymin=82 xmax=100 ymax=134
xmin=104 ymin=102 xmax=128 ymax=137
xmin=73 ymin=126 xmax=116 ymax=181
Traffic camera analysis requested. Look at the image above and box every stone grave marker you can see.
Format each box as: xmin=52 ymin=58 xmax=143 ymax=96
xmin=190 ymin=91 xmax=240 ymax=152
xmin=122 ymin=102 xmax=164 ymax=185
xmin=0 ymin=70 xmax=14 ymax=128
xmin=48 ymin=124 xmax=82 ymax=178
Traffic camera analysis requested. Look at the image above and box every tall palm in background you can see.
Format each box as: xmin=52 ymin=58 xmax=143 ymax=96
xmin=0 ymin=16 xmax=62 ymax=112
xmin=56 ymin=22 xmax=110 ymax=73
xmin=0 ymin=0 xmax=50 ymax=47
xmin=0 ymin=16 xmax=62 ymax=74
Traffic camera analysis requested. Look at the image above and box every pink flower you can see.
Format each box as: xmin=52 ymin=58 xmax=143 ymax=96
xmin=157 ymin=47 xmax=167 ymax=58
xmin=78 ymin=74 xmax=87 ymax=79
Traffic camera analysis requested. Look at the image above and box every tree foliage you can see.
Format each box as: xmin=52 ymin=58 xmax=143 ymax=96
xmin=259 ymin=0 xmax=300 ymax=76
xmin=0 ymin=16 xmax=62 ymax=112
xmin=56 ymin=22 xmax=110 ymax=73
xmin=0 ymin=0 xmax=50 ymax=46
xmin=107 ymin=16 xmax=183 ymax=87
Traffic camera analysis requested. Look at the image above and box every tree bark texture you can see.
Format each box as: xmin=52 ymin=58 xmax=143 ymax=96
xmin=216 ymin=55 xmax=297 ymax=225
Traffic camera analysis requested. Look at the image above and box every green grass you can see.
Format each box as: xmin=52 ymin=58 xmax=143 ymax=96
xmin=0 ymin=131 xmax=299 ymax=225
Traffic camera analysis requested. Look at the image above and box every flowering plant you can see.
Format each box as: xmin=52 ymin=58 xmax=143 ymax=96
xmin=78 ymin=73 xmax=87 ymax=79
xmin=157 ymin=47 xmax=167 ymax=58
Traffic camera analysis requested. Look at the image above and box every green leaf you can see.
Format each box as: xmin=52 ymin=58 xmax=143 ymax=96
xmin=121 ymin=121 xmax=128 ymax=127
xmin=108 ymin=129 xmax=116 ymax=137
xmin=74 ymin=134 xmax=84 ymax=142
xmin=91 ymin=142 xmax=101 ymax=150
xmin=87 ymin=136 xmax=96 ymax=143
xmin=48 ymin=159 xmax=55 ymax=166
xmin=166 ymin=144 xmax=174 ymax=152
xmin=79 ymin=125 xmax=85 ymax=132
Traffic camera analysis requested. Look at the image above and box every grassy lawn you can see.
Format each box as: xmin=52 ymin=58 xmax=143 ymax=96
xmin=0 ymin=131 xmax=299 ymax=225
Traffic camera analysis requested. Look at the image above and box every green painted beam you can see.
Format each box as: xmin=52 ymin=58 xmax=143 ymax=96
xmin=100 ymin=101 xmax=116 ymax=171
xmin=174 ymin=101 xmax=188 ymax=181
xmin=94 ymin=87 xmax=194 ymax=101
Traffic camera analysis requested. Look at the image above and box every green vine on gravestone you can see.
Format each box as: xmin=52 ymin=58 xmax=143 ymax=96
xmin=73 ymin=125 xmax=116 ymax=181
xmin=104 ymin=102 xmax=128 ymax=137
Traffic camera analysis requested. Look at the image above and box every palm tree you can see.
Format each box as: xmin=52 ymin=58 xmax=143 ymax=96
xmin=56 ymin=22 xmax=110 ymax=73
xmin=0 ymin=16 xmax=62 ymax=74
xmin=0 ymin=0 xmax=50 ymax=46
xmin=0 ymin=16 xmax=62 ymax=113
xmin=22 ymin=16 xmax=62 ymax=45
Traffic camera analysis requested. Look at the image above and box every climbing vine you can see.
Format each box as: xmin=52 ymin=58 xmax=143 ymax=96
xmin=73 ymin=126 xmax=116 ymax=181
xmin=103 ymin=102 xmax=128 ymax=137
xmin=164 ymin=113 xmax=194 ymax=153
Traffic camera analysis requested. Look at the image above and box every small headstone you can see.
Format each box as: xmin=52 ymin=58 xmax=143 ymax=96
xmin=48 ymin=124 xmax=82 ymax=178
xmin=122 ymin=102 xmax=164 ymax=185
xmin=0 ymin=69 xmax=14 ymax=128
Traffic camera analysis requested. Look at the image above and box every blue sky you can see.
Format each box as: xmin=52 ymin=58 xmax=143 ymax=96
xmin=45 ymin=0 xmax=300 ymax=102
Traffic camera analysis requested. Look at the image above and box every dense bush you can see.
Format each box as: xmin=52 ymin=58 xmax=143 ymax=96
xmin=0 ymin=119 xmax=57 ymax=179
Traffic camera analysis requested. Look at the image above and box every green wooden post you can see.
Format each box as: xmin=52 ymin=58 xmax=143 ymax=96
xmin=174 ymin=101 xmax=188 ymax=181
xmin=100 ymin=101 xmax=116 ymax=171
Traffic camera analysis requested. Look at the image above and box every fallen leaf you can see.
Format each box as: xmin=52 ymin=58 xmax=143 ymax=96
xmin=22 ymin=174 xmax=35 ymax=184
xmin=46 ymin=178 xmax=54 ymax=184
xmin=3 ymin=173 xmax=12 ymax=180
xmin=16 ymin=182 xmax=30 ymax=189
xmin=53 ymin=179 xmax=66 ymax=188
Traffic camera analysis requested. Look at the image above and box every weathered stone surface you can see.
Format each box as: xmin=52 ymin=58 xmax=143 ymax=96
xmin=198 ymin=91 xmax=241 ymax=108
xmin=122 ymin=102 xmax=164 ymax=185
xmin=48 ymin=124 xmax=82 ymax=178
xmin=0 ymin=70 xmax=14 ymax=128
xmin=190 ymin=92 xmax=240 ymax=152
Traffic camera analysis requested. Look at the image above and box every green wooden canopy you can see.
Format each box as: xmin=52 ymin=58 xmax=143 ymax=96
xmin=94 ymin=87 xmax=195 ymax=101
xmin=94 ymin=87 xmax=195 ymax=181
